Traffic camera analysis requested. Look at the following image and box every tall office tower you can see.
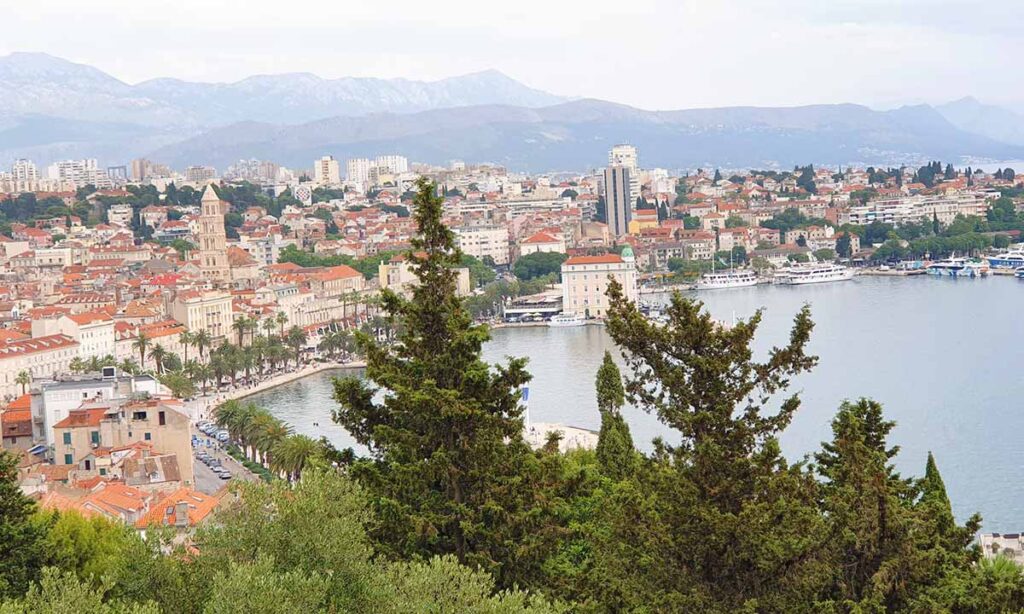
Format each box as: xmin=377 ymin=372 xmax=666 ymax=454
xmin=197 ymin=185 xmax=231 ymax=285
xmin=346 ymin=157 xmax=372 ymax=183
xmin=608 ymin=144 xmax=640 ymax=205
xmin=315 ymin=155 xmax=341 ymax=186
xmin=603 ymin=166 xmax=633 ymax=237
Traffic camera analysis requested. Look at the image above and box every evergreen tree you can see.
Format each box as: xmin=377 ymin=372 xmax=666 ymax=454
xmin=594 ymin=351 xmax=635 ymax=480
xmin=713 ymin=168 xmax=722 ymax=183
xmin=332 ymin=177 xmax=557 ymax=588
xmin=0 ymin=450 xmax=48 ymax=599
xmin=593 ymin=285 xmax=825 ymax=611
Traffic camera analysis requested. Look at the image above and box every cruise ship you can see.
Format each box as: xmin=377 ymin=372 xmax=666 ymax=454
xmin=547 ymin=313 xmax=585 ymax=327
xmin=986 ymin=248 xmax=1024 ymax=269
xmin=927 ymin=257 xmax=989 ymax=277
xmin=696 ymin=269 xmax=759 ymax=290
xmin=773 ymin=263 xmax=855 ymax=285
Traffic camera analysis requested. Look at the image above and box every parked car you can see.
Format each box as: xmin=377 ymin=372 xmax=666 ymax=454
xmin=216 ymin=431 xmax=229 ymax=442
xmin=218 ymin=470 xmax=232 ymax=480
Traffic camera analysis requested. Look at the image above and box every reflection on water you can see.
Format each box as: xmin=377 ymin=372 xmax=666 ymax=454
xmin=251 ymin=276 xmax=1024 ymax=531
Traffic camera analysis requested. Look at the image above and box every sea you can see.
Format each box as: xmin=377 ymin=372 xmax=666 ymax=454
xmin=250 ymin=275 xmax=1024 ymax=532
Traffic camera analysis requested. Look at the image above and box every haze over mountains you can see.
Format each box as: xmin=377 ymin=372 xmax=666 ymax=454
xmin=4 ymin=52 xmax=1024 ymax=173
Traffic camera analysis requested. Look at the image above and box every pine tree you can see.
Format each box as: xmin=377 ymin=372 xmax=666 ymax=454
xmin=594 ymin=351 xmax=635 ymax=480
xmin=332 ymin=177 xmax=556 ymax=588
xmin=0 ymin=450 xmax=48 ymax=598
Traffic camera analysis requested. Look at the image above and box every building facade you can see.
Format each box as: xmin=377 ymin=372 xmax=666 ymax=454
xmin=560 ymin=248 xmax=638 ymax=318
xmin=197 ymin=185 xmax=231 ymax=285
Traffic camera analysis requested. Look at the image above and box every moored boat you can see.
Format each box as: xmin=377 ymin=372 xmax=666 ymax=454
xmin=696 ymin=269 xmax=759 ymax=290
xmin=773 ymin=263 xmax=855 ymax=285
xmin=547 ymin=313 xmax=585 ymax=327
xmin=927 ymin=257 xmax=989 ymax=277
xmin=987 ymin=248 xmax=1024 ymax=269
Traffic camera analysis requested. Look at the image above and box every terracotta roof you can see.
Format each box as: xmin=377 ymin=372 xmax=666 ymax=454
xmin=53 ymin=408 xmax=111 ymax=429
xmin=312 ymin=264 xmax=361 ymax=282
xmin=0 ymin=334 xmax=78 ymax=359
xmin=139 ymin=488 xmax=221 ymax=528
xmin=6 ymin=393 xmax=30 ymax=411
xmin=523 ymin=232 xmax=559 ymax=244
xmin=66 ymin=311 xmax=113 ymax=326
xmin=564 ymin=254 xmax=624 ymax=266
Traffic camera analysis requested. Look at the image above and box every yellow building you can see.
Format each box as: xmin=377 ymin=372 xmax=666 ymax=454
xmin=197 ymin=185 xmax=230 ymax=285
xmin=167 ymin=289 xmax=233 ymax=342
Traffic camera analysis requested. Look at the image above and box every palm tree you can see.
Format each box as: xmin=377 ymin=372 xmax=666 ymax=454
xmin=15 ymin=370 xmax=31 ymax=395
xmin=118 ymin=358 xmax=140 ymax=375
xmin=243 ymin=410 xmax=278 ymax=463
xmin=179 ymin=330 xmax=195 ymax=364
xmin=150 ymin=344 xmax=168 ymax=375
xmin=262 ymin=318 xmax=277 ymax=340
xmin=193 ymin=362 xmax=212 ymax=396
xmin=193 ymin=330 xmax=212 ymax=363
xmin=271 ymin=434 xmax=319 ymax=482
xmin=69 ymin=357 xmax=86 ymax=374
xmin=132 ymin=331 xmax=150 ymax=371
xmin=285 ymin=326 xmax=308 ymax=368
xmin=231 ymin=315 xmax=251 ymax=347
xmin=275 ymin=311 xmax=288 ymax=338
xmin=259 ymin=421 xmax=292 ymax=469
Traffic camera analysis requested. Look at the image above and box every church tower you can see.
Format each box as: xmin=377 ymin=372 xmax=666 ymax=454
xmin=198 ymin=184 xmax=230 ymax=285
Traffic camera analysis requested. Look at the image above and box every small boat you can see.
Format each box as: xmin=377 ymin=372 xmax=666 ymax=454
xmin=927 ymin=257 xmax=989 ymax=278
xmin=773 ymin=264 xmax=855 ymax=285
xmin=1015 ymin=266 xmax=1024 ymax=279
xmin=696 ymin=269 xmax=759 ymax=290
xmin=986 ymin=248 xmax=1024 ymax=269
xmin=547 ymin=313 xmax=585 ymax=327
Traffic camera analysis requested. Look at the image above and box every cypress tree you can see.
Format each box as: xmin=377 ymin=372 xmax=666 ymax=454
xmin=594 ymin=351 xmax=635 ymax=480
xmin=332 ymin=177 xmax=556 ymax=588
xmin=0 ymin=450 xmax=48 ymax=598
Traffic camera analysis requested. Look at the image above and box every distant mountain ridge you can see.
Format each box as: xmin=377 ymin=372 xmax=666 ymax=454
xmin=149 ymin=99 xmax=1024 ymax=173
xmin=3 ymin=52 xmax=1024 ymax=171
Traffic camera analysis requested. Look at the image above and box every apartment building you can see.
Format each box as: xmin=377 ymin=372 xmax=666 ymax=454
xmin=0 ymin=335 xmax=79 ymax=401
xmin=167 ymin=290 xmax=233 ymax=341
xmin=846 ymin=193 xmax=992 ymax=227
xmin=454 ymin=225 xmax=510 ymax=265
xmin=560 ymin=247 xmax=638 ymax=318
xmin=315 ymin=156 xmax=341 ymax=186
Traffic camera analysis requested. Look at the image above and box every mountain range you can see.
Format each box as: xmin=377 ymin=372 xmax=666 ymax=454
xmin=4 ymin=52 xmax=1024 ymax=173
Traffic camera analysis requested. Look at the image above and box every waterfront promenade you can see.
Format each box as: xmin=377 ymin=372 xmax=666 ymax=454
xmin=184 ymin=359 xmax=365 ymax=423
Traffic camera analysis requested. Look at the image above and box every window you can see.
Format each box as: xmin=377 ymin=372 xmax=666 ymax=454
xmin=99 ymin=468 xmax=106 ymax=476
xmin=64 ymin=454 xmax=73 ymax=465
xmin=144 ymin=432 xmax=152 ymax=441
xmin=132 ymin=411 xmax=147 ymax=420
xmin=62 ymin=432 xmax=71 ymax=445
xmin=84 ymin=460 xmax=92 ymax=470
xmin=90 ymin=431 xmax=99 ymax=445
xmin=158 ymin=411 xmax=166 ymax=426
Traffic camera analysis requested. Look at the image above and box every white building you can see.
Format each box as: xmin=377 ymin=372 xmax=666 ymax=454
xmin=846 ymin=192 xmax=992 ymax=227
xmin=346 ymin=158 xmax=373 ymax=183
xmin=454 ymin=225 xmax=509 ymax=266
xmin=315 ymin=156 xmax=341 ymax=186
xmin=0 ymin=335 xmax=80 ymax=402
xmin=374 ymin=155 xmax=409 ymax=174
xmin=107 ymin=204 xmax=134 ymax=227
xmin=560 ymin=247 xmax=638 ymax=319
xmin=608 ymin=144 xmax=640 ymax=205
xmin=12 ymin=159 xmax=38 ymax=182
xmin=184 ymin=165 xmax=217 ymax=183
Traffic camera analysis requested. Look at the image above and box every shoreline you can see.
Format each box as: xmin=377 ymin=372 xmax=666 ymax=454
xmin=190 ymin=359 xmax=366 ymax=421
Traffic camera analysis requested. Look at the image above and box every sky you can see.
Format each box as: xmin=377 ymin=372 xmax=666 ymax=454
xmin=3 ymin=0 xmax=1023 ymax=110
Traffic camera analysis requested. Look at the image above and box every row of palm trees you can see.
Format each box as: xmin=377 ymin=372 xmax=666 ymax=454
xmin=213 ymin=399 xmax=327 ymax=482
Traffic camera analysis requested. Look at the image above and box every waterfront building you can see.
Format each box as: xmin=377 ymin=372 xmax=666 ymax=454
xmin=167 ymin=289 xmax=233 ymax=342
xmin=603 ymin=166 xmax=633 ymax=237
xmin=846 ymin=192 xmax=992 ymax=227
xmin=560 ymin=247 xmax=638 ymax=318
xmin=379 ymin=254 xmax=471 ymax=298
xmin=196 ymin=185 xmax=231 ymax=285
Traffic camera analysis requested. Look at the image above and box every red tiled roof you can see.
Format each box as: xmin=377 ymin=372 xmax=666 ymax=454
xmin=564 ymin=254 xmax=624 ymax=266
xmin=53 ymin=408 xmax=110 ymax=429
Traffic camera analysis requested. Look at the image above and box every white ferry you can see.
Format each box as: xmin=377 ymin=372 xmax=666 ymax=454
xmin=547 ymin=313 xmax=586 ymax=327
xmin=986 ymin=248 xmax=1024 ymax=269
xmin=696 ymin=269 xmax=759 ymax=290
xmin=927 ymin=257 xmax=989 ymax=278
xmin=773 ymin=264 xmax=855 ymax=285
xmin=1015 ymin=267 xmax=1024 ymax=279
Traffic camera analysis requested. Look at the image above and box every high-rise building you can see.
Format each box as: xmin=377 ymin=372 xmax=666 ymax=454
xmin=315 ymin=156 xmax=341 ymax=186
xmin=603 ymin=166 xmax=633 ymax=237
xmin=608 ymin=144 xmax=640 ymax=205
xmin=374 ymin=155 xmax=408 ymax=174
xmin=131 ymin=158 xmax=151 ymax=181
xmin=11 ymin=159 xmax=37 ymax=182
xmin=346 ymin=158 xmax=372 ymax=183
xmin=197 ymin=185 xmax=231 ymax=285
xmin=47 ymin=159 xmax=105 ymax=186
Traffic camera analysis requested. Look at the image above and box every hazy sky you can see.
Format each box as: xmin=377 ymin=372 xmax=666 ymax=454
xmin=3 ymin=0 xmax=1022 ymax=110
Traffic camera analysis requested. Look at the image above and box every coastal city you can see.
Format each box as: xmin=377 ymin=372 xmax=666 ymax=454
xmin=1 ymin=143 xmax=1022 ymax=523
xmin=4 ymin=2 xmax=1024 ymax=610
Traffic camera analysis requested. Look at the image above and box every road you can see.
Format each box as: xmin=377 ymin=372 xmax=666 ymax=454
xmin=191 ymin=430 xmax=258 ymax=495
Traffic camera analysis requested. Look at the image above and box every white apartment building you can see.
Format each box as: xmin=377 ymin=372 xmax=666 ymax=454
xmin=315 ymin=156 xmax=341 ymax=186
xmin=184 ymin=165 xmax=217 ymax=183
xmin=107 ymin=203 xmax=134 ymax=227
xmin=846 ymin=193 xmax=992 ymax=227
xmin=454 ymin=225 xmax=510 ymax=265
xmin=374 ymin=155 xmax=409 ymax=174
xmin=560 ymin=247 xmax=638 ymax=319
xmin=58 ymin=313 xmax=116 ymax=360
xmin=46 ymin=158 xmax=110 ymax=187
xmin=0 ymin=335 xmax=80 ymax=401
xmin=346 ymin=158 xmax=373 ymax=183
xmin=167 ymin=290 xmax=233 ymax=341
xmin=12 ymin=159 xmax=38 ymax=182
xmin=608 ymin=144 xmax=640 ymax=204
